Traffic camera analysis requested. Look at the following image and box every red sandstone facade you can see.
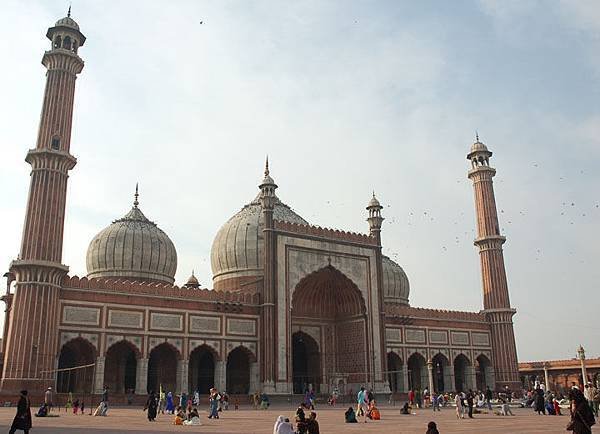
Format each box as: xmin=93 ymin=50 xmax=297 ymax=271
xmin=0 ymin=14 xmax=521 ymax=399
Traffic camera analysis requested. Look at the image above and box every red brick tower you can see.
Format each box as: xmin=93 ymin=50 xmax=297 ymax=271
xmin=467 ymin=135 xmax=520 ymax=391
xmin=1 ymin=10 xmax=85 ymax=393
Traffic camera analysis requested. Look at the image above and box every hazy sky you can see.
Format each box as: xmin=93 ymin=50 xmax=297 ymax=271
xmin=0 ymin=0 xmax=598 ymax=362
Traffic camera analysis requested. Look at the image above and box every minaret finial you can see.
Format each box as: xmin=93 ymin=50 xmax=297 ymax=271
xmin=476 ymin=130 xmax=479 ymax=142
xmin=67 ymin=4 xmax=71 ymax=17
xmin=133 ymin=183 xmax=139 ymax=208
xmin=264 ymin=155 xmax=269 ymax=177
xmin=373 ymin=190 xmax=376 ymax=198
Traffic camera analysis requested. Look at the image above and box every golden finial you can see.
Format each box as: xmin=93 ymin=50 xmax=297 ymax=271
xmin=133 ymin=183 xmax=139 ymax=208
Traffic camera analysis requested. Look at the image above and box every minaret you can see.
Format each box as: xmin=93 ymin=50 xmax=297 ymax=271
xmin=366 ymin=192 xmax=389 ymax=392
xmin=259 ymin=157 xmax=277 ymax=392
xmin=1 ymin=11 xmax=85 ymax=393
xmin=467 ymin=135 xmax=520 ymax=391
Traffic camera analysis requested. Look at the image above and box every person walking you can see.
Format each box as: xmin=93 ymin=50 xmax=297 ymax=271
xmin=9 ymin=390 xmax=31 ymax=434
xmin=568 ymin=388 xmax=595 ymax=434
xmin=485 ymin=386 xmax=493 ymax=411
xmin=592 ymin=386 xmax=600 ymax=417
xmin=534 ymin=387 xmax=545 ymax=415
xmin=101 ymin=385 xmax=109 ymax=416
xmin=356 ymin=387 xmax=368 ymax=423
xmin=466 ymin=389 xmax=474 ymax=418
xmin=454 ymin=393 xmax=463 ymax=419
xmin=208 ymin=388 xmax=220 ymax=419
xmin=431 ymin=393 xmax=441 ymax=412
xmin=144 ymin=391 xmax=158 ymax=422
xmin=43 ymin=387 xmax=53 ymax=413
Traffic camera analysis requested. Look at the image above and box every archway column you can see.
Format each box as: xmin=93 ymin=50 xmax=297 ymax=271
xmin=136 ymin=357 xmax=148 ymax=394
xmin=402 ymin=361 xmax=409 ymax=393
xmin=93 ymin=356 xmax=105 ymax=394
xmin=469 ymin=364 xmax=477 ymax=391
xmin=215 ymin=360 xmax=226 ymax=391
xmin=178 ymin=359 xmax=189 ymax=394
xmin=249 ymin=362 xmax=259 ymax=394
xmin=427 ymin=360 xmax=434 ymax=394
xmin=448 ymin=363 xmax=455 ymax=392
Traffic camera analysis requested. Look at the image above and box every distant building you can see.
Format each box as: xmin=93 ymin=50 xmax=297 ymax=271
xmin=519 ymin=358 xmax=600 ymax=392
xmin=1 ymin=12 xmax=521 ymax=397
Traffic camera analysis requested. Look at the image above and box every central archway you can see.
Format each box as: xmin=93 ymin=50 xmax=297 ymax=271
xmin=104 ymin=341 xmax=138 ymax=394
xmin=147 ymin=343 xmax=179 ymax=394
xmin=292 ymin=332 xmax=321 ymax=394
xmin=189 ymin=345 xmax=216 ymax=394
xmin=291 ymin=265 xmax=367 ymax=391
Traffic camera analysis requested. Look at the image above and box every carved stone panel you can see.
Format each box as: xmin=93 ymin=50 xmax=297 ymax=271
xmin=226 ymin=318 xmax=256 ymax=336
xmin=62 ymin=306 xmax=100 ymax=326
xmin=429 ymin=330 xmax=449 ymax=345
xmin=405 ymin=328 xmax=426 ymax=344
xmin=385 ymin=328 xmax=402 ymax=342
xmin=189 ymin=316 xmax=221 ymax=334
xmin=108 ymin=310 xmax=144 ymax=329
xmin=471 ymin=332 xmax=490 ymax=346
xmin=451 ymin=331 xmax=470 ymax=346
xmin=150 ymin=312 xmax=183 ymax=331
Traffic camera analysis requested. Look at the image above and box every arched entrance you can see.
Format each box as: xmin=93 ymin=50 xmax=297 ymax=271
xmin=387 ymin=352 xmax=403 ymax=393
xmin=454 ymin=354 xmax=471 ymax=392
xmin=407 ymin=353 xmax=427 ymax=392
xmin=56 ymin=338 xmax=96 ymax=393
xmin=432 ymin=353 xmax=450 ymax=393
xmin=291 ymin=265 xmax=367 ymax=391
xmin=147 ymin=343 xmax=179 ymax=393
xmin=227 ymin=347 xmax=251 ymax=394
xmin=189 ymin=345 xmax=216 ymax=394
xmin=104 ymin=341 xmax=138 ymax=394
xmin=292 ymin=332 xmax=320 ymax=394
xmin=475 ymin=354 xmax=493 ymax=391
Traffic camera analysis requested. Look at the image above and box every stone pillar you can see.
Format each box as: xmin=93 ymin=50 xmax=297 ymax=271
xmin=180 ymin=359 xmax=189 ymax=394
xmin=249 ymin=362 xmax=259 ymax=394
xmin=215 ymin=360 xmax=226 ymax=392
xmin=94 ymin=356 xmax=106 ymax=394
xmin=136 ymin=358 xmax=148 ymax=395
xmin=427 ymin=361 xmax=435 ymax=395
xmin=469 ymin=364 xmax=477 ymax=391
xmin=543 ymin=364 xmax=550 ymax=392
xmin=448 ymin=364 xmax=456 ymax=392
xmin=176 ymin=359 xmax=184 ymax=393
xmin=402 ymin=362 xmax=410 ymax=393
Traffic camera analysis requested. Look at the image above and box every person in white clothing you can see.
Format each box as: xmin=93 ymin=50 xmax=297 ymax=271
xmin=455 ymin=393 xmax=463 ymax=419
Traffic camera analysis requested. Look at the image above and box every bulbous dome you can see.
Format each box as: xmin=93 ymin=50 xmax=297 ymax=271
xmin=55 ymin=16 xmax=80 ymax=31
xmin=211 ymin=193 xmax=308 ymax=290
xmin=86 ymin=199 xmax=177 ymax=284
xmin=382 ymin=255 xmax=410 ymax=305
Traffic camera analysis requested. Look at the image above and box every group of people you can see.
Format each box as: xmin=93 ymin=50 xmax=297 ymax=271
xmin=142 ymin=387 xmax=226 ymax=424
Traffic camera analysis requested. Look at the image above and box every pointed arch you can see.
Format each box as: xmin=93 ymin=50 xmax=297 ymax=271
xmin=56 ymin=337 xmax=96 ymax=393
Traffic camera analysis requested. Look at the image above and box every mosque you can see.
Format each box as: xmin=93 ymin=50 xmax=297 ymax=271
xmin=0 ymin=13 xmax=521 ymax=399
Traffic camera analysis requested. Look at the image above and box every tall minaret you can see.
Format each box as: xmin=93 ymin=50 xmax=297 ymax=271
xmin=1 ymin=11 xmax=85 ymax=393
xmin=259 ymin=158 xmax=277 ymax=393
xmin=467 ymin=135 xmax=520 ymax=391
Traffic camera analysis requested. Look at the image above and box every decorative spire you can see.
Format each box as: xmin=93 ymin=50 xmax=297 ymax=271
xmin=133 ymin=183 xmax=139 ymax=208
xmin=475 ymin=130 xmax=479 ymax=142
xmin=67 ymin=4 xmax=71 ymax=17
xmin=264 ymin=155 xmax=269 ymax=177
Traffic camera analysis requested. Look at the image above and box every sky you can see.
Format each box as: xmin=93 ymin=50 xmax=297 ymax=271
xmin=0 ymin=0 xmax=598 ymax=362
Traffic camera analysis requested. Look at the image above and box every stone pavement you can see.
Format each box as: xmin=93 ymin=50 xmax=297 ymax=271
xmin=0 ymin=405 xmax=581 ymax=433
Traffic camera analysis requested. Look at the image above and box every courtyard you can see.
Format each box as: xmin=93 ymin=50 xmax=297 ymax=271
xmin=0 ymin=404 xmax=576 ymax=433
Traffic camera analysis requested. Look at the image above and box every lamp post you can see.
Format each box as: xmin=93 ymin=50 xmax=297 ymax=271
xmin=577 ymin=345 xmax=588 ymax=387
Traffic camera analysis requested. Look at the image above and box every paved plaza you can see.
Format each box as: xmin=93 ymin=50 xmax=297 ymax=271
xmin=0 ymin=405 xmax=579 ymax=433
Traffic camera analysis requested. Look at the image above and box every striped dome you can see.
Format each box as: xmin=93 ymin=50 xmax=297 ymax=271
xmin=86 ymin=203 xmax=177 ymax=284
xmin=382 ymin=255 xmax=410 ymax=305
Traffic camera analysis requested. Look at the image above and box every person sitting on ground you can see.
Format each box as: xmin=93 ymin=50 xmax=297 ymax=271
xmin=400 ymin=402 xmax=411 ymax=415
xmin=306 ymin=411 xmax=320 ymax=434
xmin=345 ymin=406 xmax=358 ymax=423
xmin=545 ymin=400 xmax=556 ymax=415
xmin=173 ymin=406 xmax=185 ymax=425
xmin=553 ymin=398 xmax=562 ymax=416
xmin=183 ymin=407 xmax=201 ymax=426
xmin=276 ymin=417 xmax=295 ymax=434
xmin=273 ymin=415 xmax=285 ymax=434
xmin=367 ymin=400 xmax=381 ymax=420
xmin=426 ymin=421 xmax=440 ymax=434
xmin=35 ymin=402 xmax=48 ymax=417
xmin=500 ymin=398 xmax=514 ymax=416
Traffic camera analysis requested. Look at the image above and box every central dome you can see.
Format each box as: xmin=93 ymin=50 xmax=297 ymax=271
xmin=211 ymin=192 xmax=308 ymax=290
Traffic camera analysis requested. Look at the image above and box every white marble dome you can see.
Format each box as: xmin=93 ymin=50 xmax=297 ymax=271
xmin=382 ymin=255 xmax=410 ymax=305
xmin=86 ymin=201 xmax=177 ymax=284
xmin=210 ymin=192 xmax=308 ymax=290
xmin=55 ymin=16 xmax=80 ymax=31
